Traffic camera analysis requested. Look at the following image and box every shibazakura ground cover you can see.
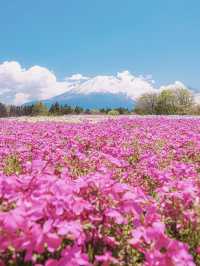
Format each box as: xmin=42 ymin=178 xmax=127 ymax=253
xmin=1 ymin=117 xmax=200 ymax=265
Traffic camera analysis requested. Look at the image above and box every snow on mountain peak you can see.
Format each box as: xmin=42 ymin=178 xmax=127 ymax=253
xmin=65 ymin=71 xmax=156 ymax=99
xmin=0 ymin=61 xmax=191 ymax=105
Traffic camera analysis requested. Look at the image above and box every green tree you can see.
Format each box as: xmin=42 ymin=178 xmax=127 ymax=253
xmin=115 ymin=107 xmax=129 ymax=114
xmin=32 ymin=102 xmax=48 ymax=116
xmin=22 ymin=105 xmax=34 ymax=116
xmin=156 ymin=90 xmax=177 ymax=115
xmin=90 ymin=109 xmax=100 ymax=115
xmin=134 ymin=93 xmax=158 ymax=115
xmin=108 ymin=109 xmax=120 ymax=116
xmin=134 ymin=87 xmax=194 ymax=115
xmin=189 ymin=104 xmax=200 ymax=115
xmin=84 ymin=108 xmax=91 ymax=114
xmin=0 ymin=102 xmax=7 ymax=117
xmin=49 ymin=102 xmax=61 ymax=115
xmin=156 ymin=88 xmax=194 ymax=115
xmin=74 ymin=106 xmax=83 ymax=114
xmin=99 ymin=108 xmax=106 ymax=113
xmin=61 ymin=104 xmax=73 ymax=115
xmin=173 ymin=88 xmax=194 ymax=114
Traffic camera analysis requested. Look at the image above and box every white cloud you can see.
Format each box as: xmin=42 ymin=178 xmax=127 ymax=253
xmin=72 ymin=70 xmax=157 ymax=99
xmin=0 ymin=61 xmax=194 ymax=105
xmin=66 ymin=73 xmax=89 ymax=81
xmin=0 ymin=62 xmax=158 ymax=104
xmin=159 ymin=81 xmax=187 ymax=92
xmin=14 ymin=93 xmax=30 ymax=105
xmin=0 ymin=61 xmax=68 ymax=104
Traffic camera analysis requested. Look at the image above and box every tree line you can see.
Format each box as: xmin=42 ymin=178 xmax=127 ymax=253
xmin=1 ymin=87 xmax=199 ymax=117
xmin=0 ymin=101 xmax=131 ymax=117
xmin=134 ymin=87 xmax=200 ymax=115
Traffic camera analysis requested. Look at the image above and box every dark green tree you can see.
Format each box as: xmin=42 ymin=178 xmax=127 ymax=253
xmin=115 ymin=107 xmax=129 ymax=114
xmin=84 ymin=108 xmax=91 ymax=114
xmin=22 ymin=105 xmax=34 ymax=116
xmin=0 ymin=102 xmax=7 ymax=117
xmin=61 ymin=104 xmax=73 ymax=115
xmin=49 ymin=102 xmax=61 ymax=115
xmin=74 ymin=106 xmax=83 ymax=114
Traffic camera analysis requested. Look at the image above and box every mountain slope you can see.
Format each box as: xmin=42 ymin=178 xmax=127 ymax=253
xmin=24 ymin=71 xmax=157 ymax=109
xmin=33 ymin=91 xmax=135 ymax=109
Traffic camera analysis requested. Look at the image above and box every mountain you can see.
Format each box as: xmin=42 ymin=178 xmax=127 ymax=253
xmin=24 ymin=72 xmax=157 ymax=109
xmin=27 ymin=91 xmax=135 ymax=110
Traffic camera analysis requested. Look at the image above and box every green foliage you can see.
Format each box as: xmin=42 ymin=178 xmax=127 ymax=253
xmin=74 ymin=106 xmax=84 ymax=114
xmin=32 ymin=102 xmax=48 ymax=116
xmin=7 ymin=105 xmax=34 ymax=117
xmin=134 ymin=87 xmax=194 ymax=115
xmin=0 ymin=102 xmax=7 ymax=117
xmin=108 ymin=109 xmax=120 ymax=116
xmin=3 ymin=155 xmax=22 ymax=175
xmin=90 ymin=109 xmax=100 ymax=114
xmin=49 ymin=102 xmax=61 ymax=115
xmin=84 ymin=108 xmax=91 ymax=114
xmin=189 ymin=104 xmax=200 ymax=115
xmin=60 ymin=104 xmax=73 ymax=115
xmin=99 ymin=108 xmax=107 ymax=113
xmin=156 ymin=90 xmax=178 ymax=115
xmin=99 ymin=107 xmax=129 ymax=114
xmin=134 ymin=93 xmax=158 ymax=115
xmin=115 ymin=107 xmax=130 ymax=114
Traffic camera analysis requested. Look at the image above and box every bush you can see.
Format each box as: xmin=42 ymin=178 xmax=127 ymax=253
xmin=90 ymin=109 xmax=101 ymax=115
xmin=32 ymin=102 xmax=48 ymax=116
xmin=107 ymin=109 xmax=120 ymax=116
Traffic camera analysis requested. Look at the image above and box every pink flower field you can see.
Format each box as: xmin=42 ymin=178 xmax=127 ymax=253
xmin=1 ymin=117 xmax=200 ymax=265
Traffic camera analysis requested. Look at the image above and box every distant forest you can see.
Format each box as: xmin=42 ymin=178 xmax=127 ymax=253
xmin=0 ymin=101 xmax=131 ymax=117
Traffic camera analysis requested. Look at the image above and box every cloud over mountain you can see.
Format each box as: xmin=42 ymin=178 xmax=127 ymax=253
xmin=159 ymin=81 xmax=188 ymax=92
xmin=0 ymin=61 xmax=157 ymax=105
xmin=0 ymin=61 xmax=67 ymax=105
xmin=0 ymin=61 xmax=192 ymax=105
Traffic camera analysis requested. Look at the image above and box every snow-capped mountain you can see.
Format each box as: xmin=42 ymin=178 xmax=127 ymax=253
xmin=0 ymin=61 xmax=195 ymax=107
xmin=41 ymin=91 xmax=135 ymax=109
xmin=25 ymin=71 xmax=156 ymax=109
xmin=64 ymin=71 xmax=156 ymax=99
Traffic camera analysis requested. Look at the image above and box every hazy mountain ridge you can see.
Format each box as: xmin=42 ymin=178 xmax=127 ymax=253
xmin=26 ymin=91 xmax=135 ymax=109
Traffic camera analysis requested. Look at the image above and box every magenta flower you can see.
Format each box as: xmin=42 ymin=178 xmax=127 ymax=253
xmin=1 ymin=118 xmax=200 ymax=265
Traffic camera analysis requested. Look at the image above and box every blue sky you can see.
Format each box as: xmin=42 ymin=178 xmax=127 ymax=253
xmin=0 ymin=0 xmax=200 ymax=88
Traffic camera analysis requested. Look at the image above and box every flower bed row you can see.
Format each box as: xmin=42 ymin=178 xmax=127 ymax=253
xmin=0 ymin=118 xmax=200 ymax=265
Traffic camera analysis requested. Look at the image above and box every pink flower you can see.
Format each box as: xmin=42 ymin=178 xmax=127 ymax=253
xmin=105 ymin=209 xmax=124 ymax=224
xmin=45 ymin=259 xmax=58 ymax=266
xmin=196 ymin=246 xmax=200 ymax=254
xmin=0 ymin=118 xmax=199 ymax=265
xmin=96 ymin=252 xmax=119 ymax=265
xmin=45 ymin=233 xmax=61 ymax=252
